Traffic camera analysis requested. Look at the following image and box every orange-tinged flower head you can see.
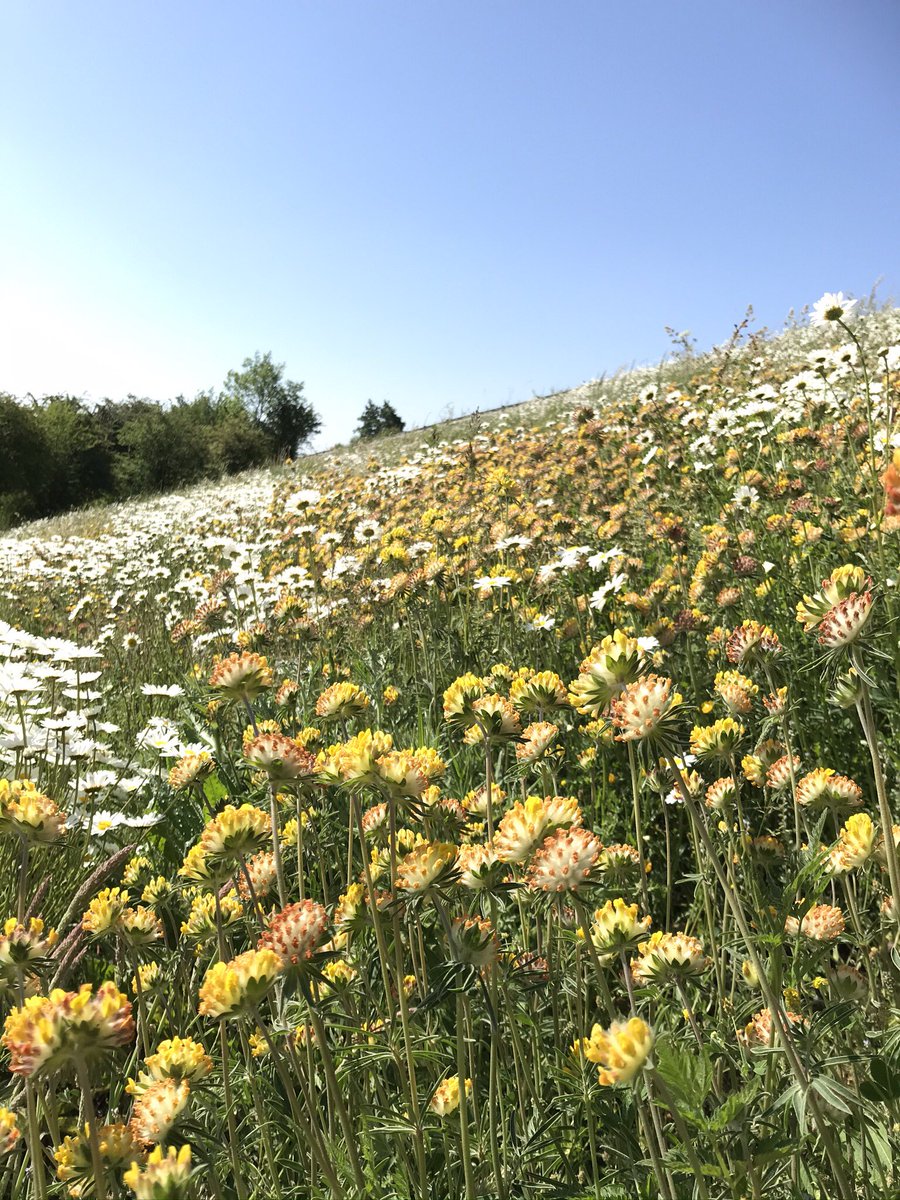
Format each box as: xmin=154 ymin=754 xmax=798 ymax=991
xmin=527 ymin=827 xmax=602 ymax=893
xmin=0 ymin=781 xmax=67 ymax=844
xmin=610 ymin=675 xmax=681 ymax=744
xmin=397 ymin=841 xmax=458 ymax=893
xmin=130 ymin=1078 xmax=191 ymax=1145
xmin=575 ymin=1018 xmax=653 ymax=1085
xmin=243 ymin=733 xmax=316 ymax=783
xmin=259 ymin=900 xmax=328 ymax=967
xmin=818 ymin=592 xmax=874 ymax=648
xmin=168 ymin=752 xmax=215 ymax=791
xmin=3 ymin=982 xmax=134 ymax=1077
xmin=0 ymin=1108 xmax=20 ymax=1156
xmin=209 ymin=652 xmax=273 ymax=700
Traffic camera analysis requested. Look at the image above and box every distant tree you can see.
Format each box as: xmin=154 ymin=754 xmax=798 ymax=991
xmin=223 ymin=352 xmax=320 ymax=458
xmin=34 ymin=396 xmax=113 ymax=511
xmin=356 ymin=399 xmax=405 ymax=440
xmin=0 ymin=395 xmax=46 ymax=526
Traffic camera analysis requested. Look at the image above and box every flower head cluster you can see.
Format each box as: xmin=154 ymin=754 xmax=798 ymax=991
xmin=584 ymin=899 xmax=652 ymax=958
xmin=527 ymin=827 xmax=602 ymax=892
xmin=258 ymin=900 xmax=328 ymax=967
xmin=610 ymin=675 xmax=681 ymax=744
xmin=3 ymin=982 xmax=134 ymax=1076
xmin=209 ymin=652 xmax=273 ymax=700
xmin=575 ymin=1018 xmax=654 ymax=1085
xmin=198 ymin=949 xmax=284 ymax=1019
xmin=0 ymin=780 xmax=67 ymax=843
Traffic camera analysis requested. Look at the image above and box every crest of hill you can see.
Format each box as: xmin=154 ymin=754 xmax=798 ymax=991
xmin=6 ymin=300 xmax=898 ymax=545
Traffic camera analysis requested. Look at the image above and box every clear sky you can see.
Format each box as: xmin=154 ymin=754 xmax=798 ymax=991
xmin=2 ymin=1 xmax=899 ymax=447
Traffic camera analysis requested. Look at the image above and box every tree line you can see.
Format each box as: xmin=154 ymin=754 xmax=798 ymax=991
xmin=0 ymin=353 xmax=406 ymax=529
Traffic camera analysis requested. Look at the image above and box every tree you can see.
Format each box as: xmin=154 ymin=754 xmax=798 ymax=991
xmin=0 ymin=394 xmax=46 ymax=526
xmin=355 ymin=399 xmax=405 ymax=440
xmin=223 ymin=352 xmax=320 ymax=458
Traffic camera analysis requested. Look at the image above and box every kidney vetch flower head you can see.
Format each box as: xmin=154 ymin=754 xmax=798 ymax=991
xmin=575 ymin=1017 xmax=654 ymax=1086
xmin=631 ymin=931 xmax=709 ymax=986
xmin=0 ymin=917 xmax=57 ymax=969
xmin=527 ymin=827 xmax=603 ymax=893
xmin=209 ymin=651 xmax=273 ymax=701
xmin=583 ymin=898 xmax=652 ymax=958
xmin=429 ymin=1075 xmax=472 ymax=1116
xmin=829 ymin=812 xmax=875 ymax=872
xmin=609 ymin=675 xmax=682 ymax=745
xmin=2 ymin=982 xmax=134 ymax=1077
xmin=198 ymin=949 xmax=284 ymax=1020
xmin=258 ymin=900 xmax=329 ymax=968
xmin=199 ymin=804 xmax=271 ymax=861
xmin=123 ymin=1143 xmax=193 ymax=1199
xmin=55 ymin=1122 xmax=139 ymax=1192
xmin=689 ymin=717 xmax=745 ymax=761
xmin=568 ymin=630 xmax=647 ymax=716
xmin=0 ymin=780 xmax=67 ymax=844
xmin=0 ymin=1108 xmax=20 ymax=1156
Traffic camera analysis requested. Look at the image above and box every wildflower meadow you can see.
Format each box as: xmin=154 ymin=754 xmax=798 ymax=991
xmin=2 ymin=293 xmax=900 ymax=1199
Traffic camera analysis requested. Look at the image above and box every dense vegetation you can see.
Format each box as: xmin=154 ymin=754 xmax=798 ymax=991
xmin=1 ymin=294 xmax=900 ymax=1199
xmin=0 ymin=353 xmax=319 ymax=529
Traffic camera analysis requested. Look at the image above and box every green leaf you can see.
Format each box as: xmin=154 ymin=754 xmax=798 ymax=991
xmin=653 ymin=1037 xmax=711 ymax=1116
xmin=704 ymin=1080 xmax=759 ymax=1132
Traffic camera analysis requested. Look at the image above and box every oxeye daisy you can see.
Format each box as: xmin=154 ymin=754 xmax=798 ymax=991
xmin=810 ymin=291 xmax=857 ymax=326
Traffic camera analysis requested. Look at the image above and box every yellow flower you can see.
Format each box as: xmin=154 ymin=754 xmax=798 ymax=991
xmin=119 ymin=907 xmax=164 ymax=948
xmin=123 ymin=1144 xmax=192 ymax=1198
xmin=131 ymin=1079 xmax=191 ymax=1145
xmin=0 ymin=1108 xmax=20 ymax=1156
xmin=462 ymin=694 xmax=521 ymax=745
xmin=198 ymin=949 xmax=283 ymax=1019
xmin=209 ymin=652 xmax=273 ymax=700
xmin=568 ymin=631 xmax=646 ymax=716
xmin=0 ymin=781 xmax=67 ymax=844
xmin=583 ymin=898 xmax=651 ymax=958
xmin=128 ymin=1037 xmax=213 ymax=1096
xmin=442 ymin=673 xmax=487 ymax=728
xmin=510 ymin=670 xmax=568 ymax=714
xmin=56 ymin=1123 xmax=137 ymax=1188
xmin=315 ymin=681 xmax=370 ymax=721
xmin=2 ymin=982 xmax=134 ymax=1077
xmin=396 ymin=842 xmax=458 ymax=893
xmin=429 ymin=1075 xmax=472 ymax=1116
xmin=180 ymin=891 xmax=243 ymax=942
xmin=830 ymin=812 xmax=875 ymax=871
xmin=689 ymin=717 xmax=744 ymax=760
xmin=631 ymin=931 xmax=709 ymax=985
xmin=576 ymin=1018 xmax=653 ymax=1085
xmin=0 ymin=917 xmax=57 ymax=967
xmin=199 ymin=804 xmax=270 ymax=860
xmin=83 ymin=887 xmax=130 ymax=936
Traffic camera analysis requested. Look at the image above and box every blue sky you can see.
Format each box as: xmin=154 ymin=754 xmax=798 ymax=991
xmin=2 ymin=1 xmax=898 ymax=447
